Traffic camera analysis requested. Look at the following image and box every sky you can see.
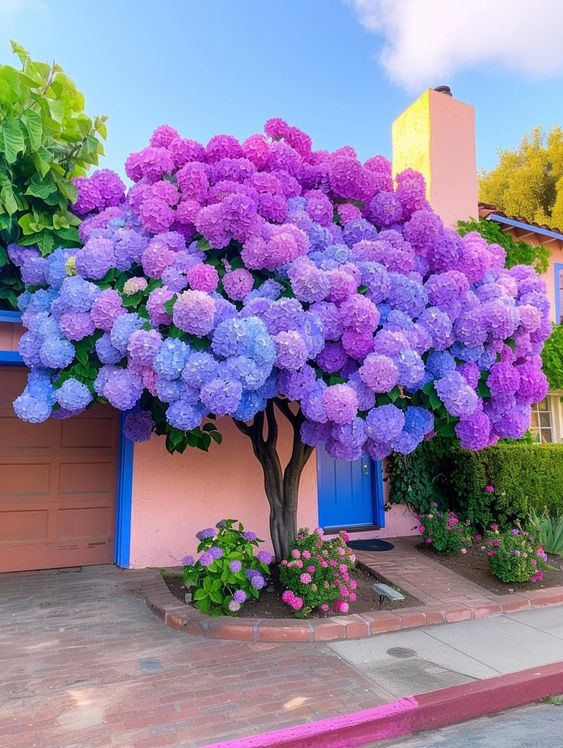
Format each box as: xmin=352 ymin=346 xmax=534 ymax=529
xmin=1 ymin=0 xmax=563 ymax=177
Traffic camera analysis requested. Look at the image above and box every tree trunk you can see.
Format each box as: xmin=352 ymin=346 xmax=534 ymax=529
xmin=234 ymin=399 xmax=314 ymax=562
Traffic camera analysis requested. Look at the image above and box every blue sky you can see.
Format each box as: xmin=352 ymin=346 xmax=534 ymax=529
xmin=2 ymin=0 xmax=563 ymax=176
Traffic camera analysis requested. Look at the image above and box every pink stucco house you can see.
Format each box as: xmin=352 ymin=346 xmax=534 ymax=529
xmin=0 ymin=88 xmax=504 ymax=573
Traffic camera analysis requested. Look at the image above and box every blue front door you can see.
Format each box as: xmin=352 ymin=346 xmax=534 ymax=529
xmin=317 ymin=449 xmax=385 ymax=530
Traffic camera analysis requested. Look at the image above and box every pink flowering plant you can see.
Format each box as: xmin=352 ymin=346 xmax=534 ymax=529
xmin=278 ymin=527 xmax=357 ymax=617
xmin=479 ymin=525 xmax=549 ymax=583
xmin=416 ymin=504 xmax=471 ymax=554
xmin=181 ymin=519 xmax=272 ymax=616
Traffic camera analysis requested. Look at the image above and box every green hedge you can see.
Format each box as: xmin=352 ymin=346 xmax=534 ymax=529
xmin=389 ymin=442 xmax=563 ymax=529
xmin=449 ymin=444 xmax=563 ymax=528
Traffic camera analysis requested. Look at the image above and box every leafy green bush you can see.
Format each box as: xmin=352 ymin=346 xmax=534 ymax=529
xmin=480 ymin=525 xmax=549 ymax=583
xmin=449 ymin=444 xmax=563 ymax=529
xmin=527 ymin=509 xmax=563 ymax=556
xmin=416 ymin=506 xmax=471 ymax=554
xmin=541 ymin=324 xmax=563 ymax=390
xmin=0 ymin=41 xmax=107 ymax=309
xmin=387 ymin=438 xmax=453 ymax=514
xmin=181 ymin=520 xmax=272 ymax=616
xmin=458 ymin=218 xmax=550 ymax=273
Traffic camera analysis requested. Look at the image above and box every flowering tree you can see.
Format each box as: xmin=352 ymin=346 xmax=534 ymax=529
xmin=11 ymin=119 xmax=550 ymax=561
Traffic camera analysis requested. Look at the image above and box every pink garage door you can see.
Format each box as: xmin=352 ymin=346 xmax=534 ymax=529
xmin=0 ymin=367 xmax=119 ymax=572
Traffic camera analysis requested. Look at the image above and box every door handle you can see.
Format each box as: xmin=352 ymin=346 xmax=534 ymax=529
xmin=362 ymin=462 xmax=370 ymax=477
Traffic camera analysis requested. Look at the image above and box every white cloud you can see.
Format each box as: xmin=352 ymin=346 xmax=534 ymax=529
xmin=348 ymin=0 xmax=563 ymax=91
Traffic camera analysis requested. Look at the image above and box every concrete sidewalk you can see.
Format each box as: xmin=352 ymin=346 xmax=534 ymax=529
xmin=328 ymin=606 xmax=563 ymax=700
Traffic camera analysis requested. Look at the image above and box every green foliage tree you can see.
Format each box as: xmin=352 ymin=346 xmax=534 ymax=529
xmin=458 ymin=218 xmax=549 ymax=274
xmin=0 ymin=41 xmax=107 ymax=310
xmin=541 ymin=323 xmax=563 ymax=390
xmin=480 ymin=126 xmax=563 ymax=227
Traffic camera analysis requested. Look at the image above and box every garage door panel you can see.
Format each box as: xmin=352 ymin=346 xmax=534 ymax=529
xmin=61 ymin=417 xmax=117 ymax=449
xmin=58 ymin=462 xmax=114 ymax=494
xmin=57 ymin=506 xmax=113 ymax=539
xmin=0 ymin=509 xmax=49 ymax=542
xmin=0 ymin=418 xmax=52 ymax=449
xmin=0 ymin=366 xmax=119 ymax=573
xmin=0 ymin=464 xmax=51 ymax=496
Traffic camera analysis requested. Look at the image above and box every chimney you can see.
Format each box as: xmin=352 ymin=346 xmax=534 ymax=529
xmin=392 ymin=88 xmax=478 ymax=227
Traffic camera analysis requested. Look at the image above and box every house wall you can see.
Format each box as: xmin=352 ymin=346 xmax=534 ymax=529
xmin=128 ymin=425 xmax=418 ymax=568
xmin=129 ymin=418 xmax=318 ymax=568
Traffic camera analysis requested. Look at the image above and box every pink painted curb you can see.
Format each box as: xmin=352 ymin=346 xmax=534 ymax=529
xmin=202 ymin=661 xmax=563 ymax=747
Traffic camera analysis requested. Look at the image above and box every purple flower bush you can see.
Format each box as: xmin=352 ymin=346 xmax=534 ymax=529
xmin=181 ymin=519 xmax=270 ymax=615
xmin=279 ymin=528 xmax=357 ymax=617
xmin=12 ymin=118 xmax=550 ymax=461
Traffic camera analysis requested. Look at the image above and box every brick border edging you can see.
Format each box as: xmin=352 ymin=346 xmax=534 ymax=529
xmin=140 ymin=569 xmax=563 ymax=642
xmin=200 ymin=661 xmax=563 ymax=747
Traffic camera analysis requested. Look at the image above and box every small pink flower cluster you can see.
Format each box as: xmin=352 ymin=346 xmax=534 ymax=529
xmin=279 ymin=528 xmax=357 ymax=617
xmin=281 ymin=589 xmax=304 ymax=611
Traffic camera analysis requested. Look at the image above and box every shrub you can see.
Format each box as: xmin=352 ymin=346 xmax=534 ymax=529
xmin=527 ymin=509 xmax=563 ymax=556
xmin=449 ymin=444 xmax=563 ymax=529
xmin=181 ymin=519 xmax=272 ymax=616
xmin=279 ymin=528 xmax=356 ymax=617
xmin=0 ymin=42 xmax=107 ymax=310
xmin=416 ymin=506 xmax=471 ymax=554
xmin=479 ymin=525 xmax=549 ymax=583
xmin=388 ymin=437 xmax=454 ymax=514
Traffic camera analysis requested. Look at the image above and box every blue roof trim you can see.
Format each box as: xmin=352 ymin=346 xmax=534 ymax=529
xmin=114 ymin=413 xmax=134 ymax=568
xmin=0 ymin=310 xmax=22 ymax=323
xmin=488 ymin=214 xmax=563 ymax=243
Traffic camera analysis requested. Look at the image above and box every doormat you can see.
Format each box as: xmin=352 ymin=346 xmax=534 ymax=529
xmin=347 ymin=539 xmax=394 ymax=552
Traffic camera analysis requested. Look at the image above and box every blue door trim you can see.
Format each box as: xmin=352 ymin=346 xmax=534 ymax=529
xmin=0 ymin=350 xmax=23 ymax=364
xmin=0 ymin=310 xmax=22 ymax=323
xmin=114 ymin=414 xmax=134 ymax=568
xmin=0 ymin=350 xmax=134 ymax=568
xmin=373 ymin=461 xmax=386 ymax=528
xmin=554 ymin=263 xmax=563 ymax=325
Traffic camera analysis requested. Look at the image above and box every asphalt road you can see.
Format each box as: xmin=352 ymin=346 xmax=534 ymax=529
xmin=376 ymin=700 xmax=563 ymax=747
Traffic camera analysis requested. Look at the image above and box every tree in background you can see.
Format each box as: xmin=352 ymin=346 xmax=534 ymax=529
xmin=480 ymin=126 xmax=563 ymax=227
xmin=0 ymin=42 xmax=107 ymax=310
xmin=11 ymin=119 xmax=551 ymax=560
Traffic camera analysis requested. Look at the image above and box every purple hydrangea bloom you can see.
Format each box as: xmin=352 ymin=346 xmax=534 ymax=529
xmin=229 ymin=560 xmax=242 ymax=573
xmin=55 ymin=378 xmax=92 ymax=412
xmin=124 ymin=408 xmax=154 ymax=442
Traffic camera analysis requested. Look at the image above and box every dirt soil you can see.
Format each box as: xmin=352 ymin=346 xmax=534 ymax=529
xmin=163 ymin=562 xmax=420 ymax=619
xmin=416 ymin=543 xmax=563 ymax=595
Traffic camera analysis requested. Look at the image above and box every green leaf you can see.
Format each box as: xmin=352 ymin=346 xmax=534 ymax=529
xmin=163 ymin=294 xmax=177 ymax=316
xmin=22 ymin=110 xmax=43 ymax=151
xmin=10 ymin=41 xmax=30 ymax=66
xmin=210 ymin=431 xmax=223 ymax=445
xmin=25 ymin=175 xmax=56 ymax=201
xmin=193 ymin=588 xmax=208 ymax=601
xmin=2 ymin=119 xmax=25 ymax=163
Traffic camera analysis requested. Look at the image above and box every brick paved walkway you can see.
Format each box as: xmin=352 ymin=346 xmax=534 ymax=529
xmin=0 ymin=565 xmax=390 ymax=747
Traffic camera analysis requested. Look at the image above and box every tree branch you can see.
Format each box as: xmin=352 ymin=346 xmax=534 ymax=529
xmin=233 ymin=419 xmax=252 ymax=438
xmin=265 ymin=400 xmax=278 ymax=449
xmin=273 ymin=397 xmax=299 ymax=427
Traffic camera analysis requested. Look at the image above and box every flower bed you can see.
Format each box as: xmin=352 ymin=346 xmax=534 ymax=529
xmin=163 ymin=563 xmax=419 ymax=619
xmin=416 ymin=543 xmax=563 ymax=594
